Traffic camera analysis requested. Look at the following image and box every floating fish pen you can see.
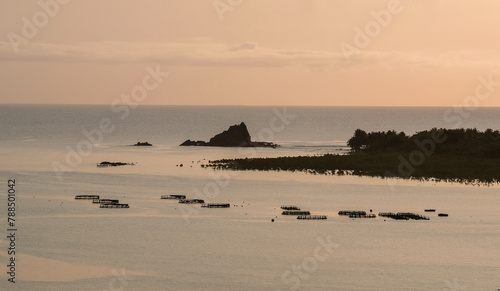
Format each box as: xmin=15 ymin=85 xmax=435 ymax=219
xmin=97 ymin=161 xmax=135 ymax=167
xmin=438 ymin=213 xmax=448 ymax=217
xmin=424 ymin=209 xmax=436 ymax=212
xmin=297 ymin=215 xmax=327 ymax=220
xmin=201 ymin=203 xmax=230 ymax=208
xmin=281 ymin=205 xmax=300 ymax=210
xmin=378 ymin=212 xmax=395 ymax=217
xmin=349 ymin=214 xmax=376 ymax=218
xmin=161 ymin=195 xmax=186 ymax=200
xmin=378 ymin=212 xmax=429 ymax=220
xmin=391 ymin=215 xmax=410 ymax=220
xmin=398 ymin=212 xmax=430 ymax=220
xmin=338 ymin=211 xmax=366 ymax=216
xmin=178 ymin=199 xmax=205 ymax=204
xmin=92 ymin=199 xmax=119 ymax=204
xmin=282 ymin=210 xmax=311 ymax=215
xmin=100 ymin=203 xmax=129 ymax=208
xmin=75 ymin=195 xmax=100 ymax=200
xmin=378 ymin=212 xmax=409 ymax=220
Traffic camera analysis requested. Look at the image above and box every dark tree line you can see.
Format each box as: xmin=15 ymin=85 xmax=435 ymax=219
xmin=207 ymin=128 xmax=500 ymax=185
xmin=347 ymin=128 xmax=500 ymax=158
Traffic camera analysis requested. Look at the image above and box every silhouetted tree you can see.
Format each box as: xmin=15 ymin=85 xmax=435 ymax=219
xmin=347 ymin=129 xmax=368 ymax=151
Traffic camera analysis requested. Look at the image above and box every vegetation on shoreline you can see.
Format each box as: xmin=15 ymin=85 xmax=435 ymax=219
xmin=206 ymin=128 xmax=500 ymax=185
xmin=347 ymin=128 xmax=500 ymax=158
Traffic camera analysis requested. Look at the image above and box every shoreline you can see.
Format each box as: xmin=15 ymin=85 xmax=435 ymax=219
xmin=205 ymin=128 xmax=500 ymax=186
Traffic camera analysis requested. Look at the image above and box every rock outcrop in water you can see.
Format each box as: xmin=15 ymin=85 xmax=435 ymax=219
xmin=180 ymin=122 xmax=277 ymax=148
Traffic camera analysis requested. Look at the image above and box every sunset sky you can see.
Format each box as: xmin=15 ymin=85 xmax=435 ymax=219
xmin=2 ymin=0 xmax=500 ymax=106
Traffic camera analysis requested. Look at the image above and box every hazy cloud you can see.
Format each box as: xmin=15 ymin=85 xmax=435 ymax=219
xmin=229 ymin=42 xmax=259 ymax=51
xmin=0 ymin=41 xmax=339 ymax=68
xmin=1 ymin=41 xmax=499 ymax=71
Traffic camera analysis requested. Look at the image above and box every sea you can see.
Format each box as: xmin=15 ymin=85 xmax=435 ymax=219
xmin=0 ymin=105 xmax=499 ymax=291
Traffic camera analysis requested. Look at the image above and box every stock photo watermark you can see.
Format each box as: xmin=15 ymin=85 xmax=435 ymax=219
xmin=339 ymin=0 xmax=403 ymax=63
xmin=213 ymin=0 xmax=244 ymax=21
xmin=281 ymin=236 xmax=338 ymax=291
xmin=385 ymin=71 xmax=500 ymax=189
xmin=443 ymin=277 xmax=467 ymax=291
xmin=6 ymin=179 xmax=17 ymax=284
xmin=102 ymin=268 xmax=134 ymax=291
xmin=6 ymin=0 xmax=71 ymax=53
xmin=52 ymin=65 xmax=169 ymax=182
xmin=240 ymin=107 xmax=297 ymax=158
xmin=179 ymin=107 xmax=296 ymax=223
xmin=443 ymin=73 xmax=500 ymax=127
xmin=178 ymin=170 xmax=236 ymax=223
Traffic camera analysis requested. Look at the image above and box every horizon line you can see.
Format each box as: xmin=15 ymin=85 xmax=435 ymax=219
xmin=2 ymin=103 xmax=500 ymax=108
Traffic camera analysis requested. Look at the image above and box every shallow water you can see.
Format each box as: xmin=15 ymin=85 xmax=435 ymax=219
xmin=1 ymin=105 xmax=500 ymax=290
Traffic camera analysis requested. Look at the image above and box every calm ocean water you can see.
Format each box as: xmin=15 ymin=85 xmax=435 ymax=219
xmin=1 ymin=105 xmax=500 ymax=290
